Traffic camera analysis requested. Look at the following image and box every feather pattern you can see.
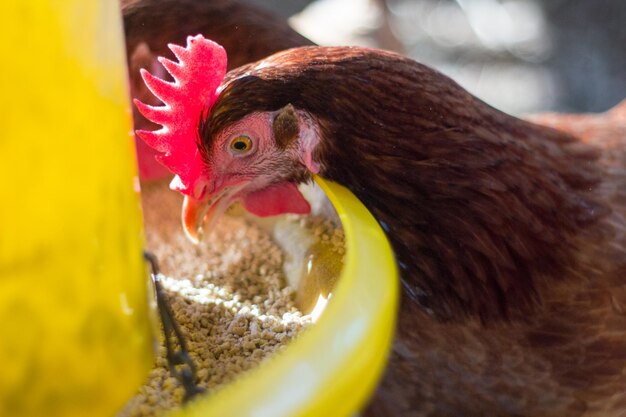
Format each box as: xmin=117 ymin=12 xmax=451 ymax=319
xmin=205 ymin=46 xmax=626 ymax=415
xmin=206 ymin=46 xmax=615 ymax=319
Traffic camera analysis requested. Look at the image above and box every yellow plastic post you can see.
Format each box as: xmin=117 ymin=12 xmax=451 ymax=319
xmin=0 ymin=2 xmax=154 ymax=417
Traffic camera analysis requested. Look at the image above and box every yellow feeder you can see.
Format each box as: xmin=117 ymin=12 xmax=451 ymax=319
xmin=0 ymin=1 xmax=154 ymax=417
xmin=175 ymin=176 xmax=399 ymax=417
xmin=0 ymin=1 xmax=398 ymax=417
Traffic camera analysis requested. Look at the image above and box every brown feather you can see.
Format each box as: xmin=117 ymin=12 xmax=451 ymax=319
xmin=204 ymin=46 xmax=626 ymax=415
xmin=272 ymin=104 xmax=300 ymax=149
xmin=206 ymin=46 xmax=614 ymax=319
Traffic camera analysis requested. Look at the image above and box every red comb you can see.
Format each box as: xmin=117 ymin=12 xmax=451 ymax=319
xmin=134 ymin=35 xmax=227 ymax=197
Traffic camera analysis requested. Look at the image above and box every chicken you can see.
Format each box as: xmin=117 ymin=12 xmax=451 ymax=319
xmin=122 ymin=0 xmax=312 ymax=179
xmin=123 ymin=0 xmax=312 ymax=75
xmin=136 ymin=37 xmax=626 ymax=416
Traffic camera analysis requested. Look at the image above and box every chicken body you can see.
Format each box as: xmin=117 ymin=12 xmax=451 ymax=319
xmin=368 ymin=104 xmax=626 ymax=417
xmin=200 ymin=47 xmax=626 ymax=416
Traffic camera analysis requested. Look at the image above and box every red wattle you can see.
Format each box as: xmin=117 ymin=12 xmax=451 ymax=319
xmin=243 ymin=182 xmax=311 ymax=217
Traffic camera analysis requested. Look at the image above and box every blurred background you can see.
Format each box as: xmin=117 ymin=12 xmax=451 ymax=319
xmin=246 ymin=0 xmax=626 ymax=116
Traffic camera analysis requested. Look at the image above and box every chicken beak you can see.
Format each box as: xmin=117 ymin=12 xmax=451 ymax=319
xmin=182 ymin=195 xmax=207 ymax=244
xmin=181 ymin=184 xmax=245 ymax=243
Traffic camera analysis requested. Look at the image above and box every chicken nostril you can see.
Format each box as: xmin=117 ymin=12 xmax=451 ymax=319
xmin=195 ymin=178 xmax=221 ymax=201
xmin=194 ymin=183 xmax=209 ymax=201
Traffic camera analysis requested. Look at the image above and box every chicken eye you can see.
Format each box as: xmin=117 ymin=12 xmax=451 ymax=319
xmin=229 ymin=135 xmax=253 ymax=154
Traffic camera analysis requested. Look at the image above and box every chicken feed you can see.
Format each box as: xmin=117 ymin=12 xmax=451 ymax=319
xmin=118 ymin=182 xmax=343 ymax=417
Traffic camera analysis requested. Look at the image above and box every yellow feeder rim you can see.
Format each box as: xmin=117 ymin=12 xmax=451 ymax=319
xmin=174 ymin=175 xmax=399 ymax=417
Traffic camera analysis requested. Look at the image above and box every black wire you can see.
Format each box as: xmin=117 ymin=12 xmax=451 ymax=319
xmin=143 ymin=250 xmax=206 ymax=403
